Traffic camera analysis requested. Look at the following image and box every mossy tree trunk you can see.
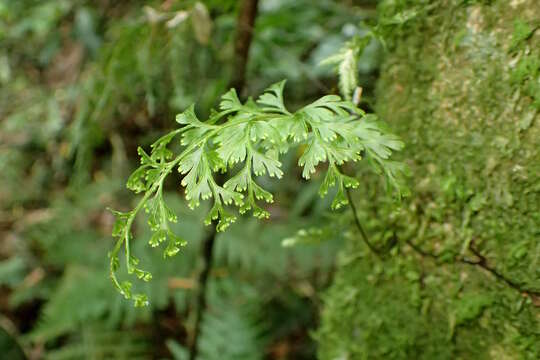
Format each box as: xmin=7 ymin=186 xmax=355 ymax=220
xmin=317 ymin=1 xmax=539 ymax=359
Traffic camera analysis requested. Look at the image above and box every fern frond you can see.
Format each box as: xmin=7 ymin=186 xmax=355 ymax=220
xmin=110 ymin=81 xmax=406 ymax=305
xmin=29 ymin=266 xmax=116 ymax=342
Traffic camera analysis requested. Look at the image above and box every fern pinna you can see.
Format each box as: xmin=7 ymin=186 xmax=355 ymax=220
xmin=110 ymin=80 xmax=407 ymax=306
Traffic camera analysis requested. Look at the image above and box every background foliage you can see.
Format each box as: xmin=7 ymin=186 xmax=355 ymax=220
xmin=0 ymin=0 xmax=381 ymax=358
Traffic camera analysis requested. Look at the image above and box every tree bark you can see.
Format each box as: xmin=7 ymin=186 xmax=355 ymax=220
xmin=229 ymin=0 xmax=259 ymax=97
xmin=317 ymin=0 xmax=540 ymax=358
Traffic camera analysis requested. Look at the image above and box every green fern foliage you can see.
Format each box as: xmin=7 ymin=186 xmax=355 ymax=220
xmin=110 ymin=81 xmax=406 ymax=305
xmin=45 ymin=325 xmax=149 ymax=360
xmin=168 ymin=280 xmax=267 ymax=360
xmin=195 ymin=303 xmax=265 ymax=360
xmin=29 ymin=266 xmax=119 ymax=342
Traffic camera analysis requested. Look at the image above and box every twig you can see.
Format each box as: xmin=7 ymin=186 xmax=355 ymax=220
xmin=404 ymin=238 xmax=438 ymax=260
xmin=465 ymin=244 xmax=539 ymax=298
xmin=405 ymin=239 xmax=540 ymax=303
xmin=229 ymin=0 xmax=259 ymax=96
xmin=345 ymin=188 xmax=384 ymax=257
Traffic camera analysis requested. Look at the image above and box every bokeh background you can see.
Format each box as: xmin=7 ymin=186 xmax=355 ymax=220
xmin=0 ymin=1 xmax=381 ymax=359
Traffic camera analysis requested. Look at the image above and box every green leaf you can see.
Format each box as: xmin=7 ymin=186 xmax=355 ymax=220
xmin=176 ymin=104 xmax=204 ymax=126
xmin=126 ymin=166 xmax=148 ymax=193
xmin=331 ymin=185 xmax=348 ymax=210
xmin=285 ymin=113 xmax=308 ymax=142
xmin=133 ymin=293 xmax=149 ymax=307
xmin=164 ymin=230 xmax=187 ymax=258
xmin=219 ymin=88 xmax=242 ymax=111
xmin=205 ymin=202 xmax=237 ymax=232
xmin=251 ymin=150 xmax=283 ymax=178
xmin=256 ymin=80 xmax=288 ymax=113
xmin=224 ymin=167 xmax=250 ymax=192
xmin=215 ymin=185 xmax=244 ymax=207
xmin=137 ymin=147 xmax=155 ymax=166
xmin=149 ymin=229 xmax=167 ymax=248
xmin=215 ymin=123 xmax=248 ymax=165
xmin=151 ymin=130 xmax=180 ymax=152
xmin=355 ymin=115 xmax=404 ymax=159
xmin=298 ymin=137 xmax=327 ymax=179
xmin=301 ymin=95 xmax=354 ymax=120
xmin=251 ymin=181 xmax=273 ymax=203
xmin=178 ymin=148 xmax=213 ymax=209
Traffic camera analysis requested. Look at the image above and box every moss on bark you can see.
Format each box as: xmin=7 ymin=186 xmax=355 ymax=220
xmin=317 ymin=0 xmax=539 ymax=358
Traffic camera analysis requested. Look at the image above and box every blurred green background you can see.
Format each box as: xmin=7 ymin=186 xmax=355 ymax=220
xmin=0 ymin=1 xmax=381 ymax=358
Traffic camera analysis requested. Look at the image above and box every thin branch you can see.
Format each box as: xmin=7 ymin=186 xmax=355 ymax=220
xmin=404 ymin=238 xmax=438 ymax=260
xmin=229 ymin=0 xmax=259 ymax=96
xmin=465 ymin=244 xmax=539 ymax=298
xmin=405 ymin=239 xmax=540 ymax=302
xmin=345 ymin=188 xmax=384 ymax=258
xmin=344 ymin=186 xmax=538 ymax=303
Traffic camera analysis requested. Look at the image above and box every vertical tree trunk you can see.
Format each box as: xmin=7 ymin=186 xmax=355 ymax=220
xmin=317 ymin=0 xmax=540 ymax=358
xmin=229 ymin=0 xmax=259 ymax=97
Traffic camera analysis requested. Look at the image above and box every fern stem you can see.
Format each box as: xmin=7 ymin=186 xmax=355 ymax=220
xmin=345 ymin=187 xmax=383 ymax=258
